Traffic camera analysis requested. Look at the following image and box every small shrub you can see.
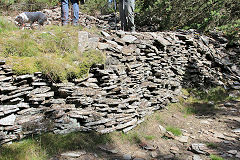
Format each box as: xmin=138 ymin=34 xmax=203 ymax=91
xmin=144 ymin=135 xmax=155 ymax=140
xmin=8 ymin=57 xmax=38 ymax=75
xmin=210 ymin=154 xmax=224 ymax=160
xmin=121 ymin=132 xmax=141 ymax=144
xmin=0 ymin=17 xmax=17 ymax=33
xmin=80 ymin=0 xmax=113 ymax=16
xmin=191 ymin=87 xmax=228 ymax=103
xmin=166 ymin=126 xmax=182 ymax=136
xmin=207 ymin=143 xmax=218 ymax=149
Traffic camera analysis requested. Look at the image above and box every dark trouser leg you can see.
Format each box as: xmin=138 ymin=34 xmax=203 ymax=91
xmin=119 ymin=0 xmax=127 ymax=31
xmin=61 ymin=0 xmax=69 ymax=25
xmin=126 ymin=0 xmax=135 ymax=32
xmin=70 ymin=0 xmax=79 ymax=25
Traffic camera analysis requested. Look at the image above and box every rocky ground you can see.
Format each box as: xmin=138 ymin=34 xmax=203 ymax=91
xmin=2 ymin=6 xmax=240 ymax=160
xmin=50 ymin=94 xmax=240 ymax=160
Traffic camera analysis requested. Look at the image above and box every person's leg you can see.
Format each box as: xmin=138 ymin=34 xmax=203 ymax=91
xmin=61 ymin=0 xmax=69 ymax=25
xmin=119 ymin=0 xmax=127 ymax=30
xmin=108 ymin=0 xmax=113 ymax=8
xmin=70 ymin=0 xmax=79 ymax=25
xmin=126 ymin=0 xmax=135 ymax=32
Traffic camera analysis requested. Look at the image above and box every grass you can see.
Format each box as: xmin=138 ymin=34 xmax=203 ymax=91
xmin=0 ymin=139 xmax=47 ymax=160
xmin=119 ymin=132 xmax=141 ymax=144
xmin=206 ymin=143 xmax=218 ymax=149
xmin=166 ymin=126 xmax=182 ymax=136
xmin=143 ymin=135 xmax=155 ymax=140
xmin=0 ymin=18 xmax=105 ymax=82
xmin=0 ymin=132 xmax=111 ymax=160
xmin=0 ymin=16 xmax=17 ymax=33
xmin=170 ymin=87 xmax=240 ymax=116
xmin=210 ymin=154 xmax=224 ymax=160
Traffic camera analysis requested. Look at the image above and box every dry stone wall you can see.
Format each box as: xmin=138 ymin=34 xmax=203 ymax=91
xmin=1 ymin=29 xmax=240 ymax=144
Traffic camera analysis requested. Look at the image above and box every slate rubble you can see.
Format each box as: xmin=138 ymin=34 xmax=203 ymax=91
xmin=0 ymin=29 xmax=240 ymax=144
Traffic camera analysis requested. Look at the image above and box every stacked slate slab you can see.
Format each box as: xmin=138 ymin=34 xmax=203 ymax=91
xmin=0 ymin=30 xmax=240 ymax=144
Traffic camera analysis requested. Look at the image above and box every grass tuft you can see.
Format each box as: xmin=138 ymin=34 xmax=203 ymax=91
xmin=210 ymin=154 xmax=224 ymax=160
xmin=0 ymin=139 xmax=47 ymax=160
xmin=0 ymin=17 xmax=17 ymax=33
xmin=166 ymin=126 xmax=182 ymax=136
xmin=190 ymin=87 xmax=232 ymax=103
xmin=0 ymin=132 xmax=111 ymax=160
xmin=206 ymin=143 xmax=218 ymax=149
xmin=120 ymin=132 xmax=141 ymax=144
xmin=143 ymin=135 xmax=155 ymax=140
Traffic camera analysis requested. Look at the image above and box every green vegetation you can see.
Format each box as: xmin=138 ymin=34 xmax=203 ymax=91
xmin=120 ymin=132 xmax=141 ymax=144
xmin=1 ymin=88 xmax=238 ymax=159
xmin=0 ymin=0 xmax=59 ymax=12
xmin=0 ymin=132 xmax=111 ymax=160
xmin=0 ymin=18 xmax=105 ymax=82
xmin=207 ymin=142 xmax=218 ymax=149
xmin=166 ymin=126 xmax=182 ymax=136
xmin=1 ymin=0 xmax=239 ymax=43
xmin=190 ymin=87 xmax=233 ymax=103
xmin=143 ymin=135 xmax=155 ymax=140
xmin=80 ymin=0 xmax=114 ymax=16
xmin=0 ymin=139 xmax=47 ymax=160
xmin=0 ymin=17 xmax=17 ymax=33
xmin=210 ymin=154 xmax=224 ymax=160
xmin=173 ymin=87 xmax=240 ymax=116
xmin=135 ymin=0 xmax=239 ymax=43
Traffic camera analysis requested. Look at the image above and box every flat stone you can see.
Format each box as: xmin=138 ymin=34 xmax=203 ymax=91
xmin=98 ymin=127 xmax=116 ymax=134
xmin=159 ymin=124 xmax=167 ymax=133
xmin=232 ymin=128 xmax=240 ymax=133
xmin=227 ymin=150 xmax=237 ymax=155
xmin=0 ymin=105 xmax=19 ymax=115
xmin=78 ymin=31 xmax=89 ymax=52
xmin=150 ymin=151 xmax=158 ymax=158
xmin=85 ymin=118 xmax=111 ymax=126
xmin=87 ymin=37 xmax=99 ymax=50
xmin=30 ymin=91 xmax=54 ymax=98
xmin=0 ymin=85 xmax=17 ymax=93
xmin=164 ymin=131 xmax=175 ymax=139
xmin=15 ymin=74 xmax=33 ymax=81
xmin=192 ymin=155 xmax=202 ymax=160
xmin=28 ymin=86 xmax=51 ymax=95
xmin=101 ymin=31 xmax=110 ymax=37
xmin=121 ymin=35 xmax=137 ymax=43
xmin=32 ymin=82 xmax=48 ymax=86
xmin=236 ymin=152 xmax=240 ymax=158
xmin=188 ymin=143 xmax=209 ymax=155
xmin=133 ymin=158 xmax=145 ymax=160
xmin=123 ymin=154 xmax=132 ymax=160
xmin=200 ymin=120 xmax=210 ymax=125
xmin=99 ymin=145 xmax=118 ymax=154
xmin=0 ymin=114 xmax=16 ymax=126
xmin=98 ymin=42 xmax=109 ymax=50
xmin=176 ymin=136 xmax=188 ymax=143
xmin=0 ymin=77 xmax=12 ymax=82
xmin=61 ymin=151 xmax=86 ymax=157
xmin=116 ymin=118 xmax=137 ymax=130
xmin=213 ymin=132 xmax=225 ymax=139
xmin=170 ymin=146 xmax=179 ymax=154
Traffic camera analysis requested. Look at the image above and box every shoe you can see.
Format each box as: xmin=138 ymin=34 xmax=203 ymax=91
xmin=62 ymin=20 xmax=68 ymax=26
xmin=62 ymin=23 xmax=68 ymax=26
xmin=73 ymin=22 xmax=79 ymax=26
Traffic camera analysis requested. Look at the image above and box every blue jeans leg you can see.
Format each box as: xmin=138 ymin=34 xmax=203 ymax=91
xmin=61 ymin=0 xmax=69 ymax=25
xmin=71 ymin=0 xmax=79 ymax=24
